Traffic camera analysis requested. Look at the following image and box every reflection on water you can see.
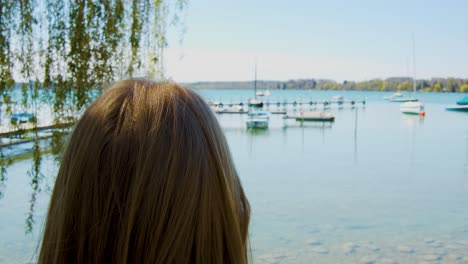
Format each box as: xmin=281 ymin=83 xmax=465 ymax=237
xmin=401 ymin=114 xmax=424 ymax=169
xmin=465 ymin=129 xmax=468 ymax=177
xmin=0 ymin=131 xmax=68 ymax=236
xmin=401 ymin=113 xmax=425 ymax=128
xmin=0 ymin=149 xmax=12 ymax=199
xmin=246 ymin=128 xmax=270 ymax=136
xmin=354 ymin=108 xmax=358 ymax=164
xmin=25 ymin=138 xmax=43 ymax=234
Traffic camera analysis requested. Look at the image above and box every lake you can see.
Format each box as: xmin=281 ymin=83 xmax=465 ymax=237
xmin=1 ymin=90 xmax=467 ymax=263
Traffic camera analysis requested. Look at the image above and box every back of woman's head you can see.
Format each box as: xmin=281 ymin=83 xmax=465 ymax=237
xmin=39 ymin=79 xmax=250 ymax=264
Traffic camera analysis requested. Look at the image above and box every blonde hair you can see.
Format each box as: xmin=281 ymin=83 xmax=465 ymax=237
xmin=39 ymin=79 xmax=250 ymax=263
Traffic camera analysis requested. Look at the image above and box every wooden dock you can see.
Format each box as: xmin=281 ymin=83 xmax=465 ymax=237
xmin=0 ymin=121 xmax=75 ymax=149
xmin=208 ymin=99 xmax=365 ymax=108
xmin=0 ymin=122 xmax=74 ymax=138
xmin=214 ymin=109 xmax=286 ymax=115
xmin=1 ymin=134 xmax=55 ymax=148
xmin=283 ymin=111 xmax=335 ymax=122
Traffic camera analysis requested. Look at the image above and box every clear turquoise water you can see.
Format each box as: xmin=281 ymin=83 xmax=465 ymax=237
xmin=1 ymin=90 xmax=468 ymax=263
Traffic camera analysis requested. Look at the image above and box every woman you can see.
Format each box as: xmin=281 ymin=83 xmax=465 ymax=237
xmin=39 ymin=79 xmax=250 ymax=263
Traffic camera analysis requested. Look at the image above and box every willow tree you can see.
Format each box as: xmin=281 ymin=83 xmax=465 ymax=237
xmin=1 ymin=0 xmax=187 ymax=116
xmin=0 ymin=0 xmax=187 ymax=233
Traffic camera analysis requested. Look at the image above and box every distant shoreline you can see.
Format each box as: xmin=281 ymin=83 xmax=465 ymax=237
xmin=184 ymin=78 xmax=468 ymax=93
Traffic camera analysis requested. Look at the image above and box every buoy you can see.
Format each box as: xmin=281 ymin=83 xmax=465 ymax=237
xmin=420 ymin=111 xmax=426 ymax=117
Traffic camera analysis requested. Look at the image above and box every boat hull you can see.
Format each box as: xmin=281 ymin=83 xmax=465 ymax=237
xmin=248 ymin=102 xmax=264 ymax=107
xmin=285 ymin=111 xmax=335 ymax=122
xmin=390 ymin=98 xmax=418 ymax=102
xmin=446 ymin=105 xmax=468 ymax=112
xmin=248 ymin=98 xmax=264 ymax=108
xmin=400 ymin=102 xmax=425 ymax=115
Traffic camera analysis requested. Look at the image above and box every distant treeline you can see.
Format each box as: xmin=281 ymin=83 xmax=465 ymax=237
xmin=185 ymin=77 xmax=468 ymax=93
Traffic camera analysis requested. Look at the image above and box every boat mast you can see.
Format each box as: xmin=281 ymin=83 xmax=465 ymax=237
xmin=412 ymin=33 xmax=416 ymax=95
xmin=254 ymin=61 xmax=257 ymax=99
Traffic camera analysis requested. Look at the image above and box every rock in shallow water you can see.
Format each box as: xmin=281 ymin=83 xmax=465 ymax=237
xmin=342 ymin=242 xmax=359 ymax=255
xmin=377 ymin=258 xmax=398 ymax=264
xmin=445 ymin=254 xmax=461 ymax=261
xmin=397 ymin=246 xmax=415 ymax=254
xmin=304 ymin=239 xmax=322 ymax=246
xmin=359 ymin=255 xmax=377 ymax=264
xmin=310 ymin=246 xmax=329 ymax=254
xmin=424 ymin=239 xmax=435 ymax=244
xmin=429 ymin=240 xmax=444 ymax=248
xmin=421 ymin=254 xmax=441 ymax=262
xmin=366 ymin=244 xmax=380 ymax=252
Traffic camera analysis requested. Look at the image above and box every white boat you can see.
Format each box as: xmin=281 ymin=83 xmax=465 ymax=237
xmin=400 ymin=101 xmax=425 ymax=116
xmin=256 ymin=89 xmax=271 ymax=97
xmin=246 ymin=111 xmax=270 ymax=129
xmin=390 ymin=97 xmax=418 ymax=102
xmin=332 ymin=95 xmax=344 ymax=101
xmin=386 ymin=92 xmax=417 ymax=102
xmin=384 ymin=92 xmax=403 ymax=100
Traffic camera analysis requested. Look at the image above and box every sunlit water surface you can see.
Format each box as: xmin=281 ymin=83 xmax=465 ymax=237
xmin=1 ymin=90 xmax=467 ymax=263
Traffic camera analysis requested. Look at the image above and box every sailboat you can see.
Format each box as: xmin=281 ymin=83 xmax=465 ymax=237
xmin=400 ymin=34 xmax=425 ymax=116
xmin=248 ymin=62 xmax=264 ymax=107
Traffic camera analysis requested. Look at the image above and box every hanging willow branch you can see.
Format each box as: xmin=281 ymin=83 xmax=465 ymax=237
xmin=0 ymin=0 xmax=187 ymax=114
xmin=0 ymin=0 xmax=187 ymax=232
xmin=0 ymin=1 xmax=15 ymax=113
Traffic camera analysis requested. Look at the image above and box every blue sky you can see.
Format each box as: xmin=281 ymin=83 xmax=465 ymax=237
xmin=164 ymin=0 xmax=468 ymax=82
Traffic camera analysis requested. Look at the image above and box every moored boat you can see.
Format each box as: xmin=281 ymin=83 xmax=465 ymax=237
xmin=390 ymin=97 xmax=418 ymax=102
xmin=246 ymin=111 xmax=270 ymax=129
xmin=400 ymin=101 xmax=425 ymax=116
xmin=332 ymin=95 xmax=344 ymax=101
xmin=446 ymin=96 xmax=468 ymax=112
xmin=384 ymin=92 xmax=403 ymax=100
xmin=256 ymin=89 xmax=271 ymax=97
xmin=10 ymin=112 xmax=36 ymax=124
xmin=456 ymin=96 xmax=468 ymax=105
xmin=445 ymin=105 xmax=468 ymax=112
